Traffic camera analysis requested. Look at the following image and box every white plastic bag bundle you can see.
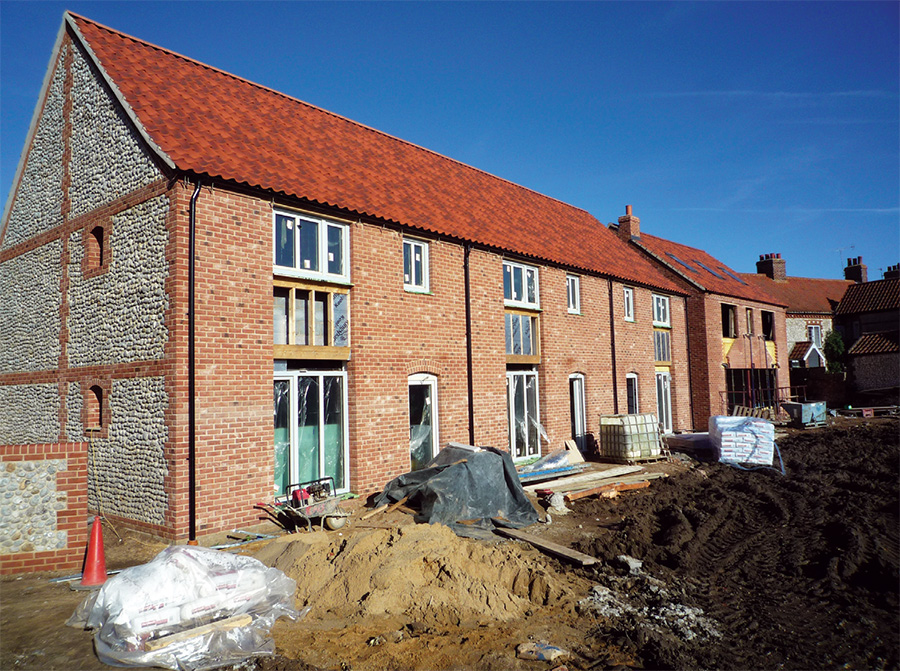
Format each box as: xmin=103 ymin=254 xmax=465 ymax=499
xmin=68 ymin=545 xmax=300 ymax=670
xmin=709 ymin=416 xmax=775 ymax=466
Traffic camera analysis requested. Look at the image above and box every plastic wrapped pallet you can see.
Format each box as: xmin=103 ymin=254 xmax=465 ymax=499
xmin=709 ymin=416 xmax=775 ymax=466
xmin=598 ymin=414 xmax=662 ymax=463
xmin=67 ymin=545 xmax=300 ymax=671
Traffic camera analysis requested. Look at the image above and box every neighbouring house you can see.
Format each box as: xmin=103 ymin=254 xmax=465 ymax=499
xmin=0 ymin=13 xmax=692 ymax=573
xmin=609 ymin=208 xmax=789 ymax=429
xmin=740 ymin=253 xmax=853 ymax=369
xmin=832 ymin=272 xmax=899 ymax=402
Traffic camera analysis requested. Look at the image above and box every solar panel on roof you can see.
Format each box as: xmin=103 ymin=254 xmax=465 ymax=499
xmin=719 ymin=267 xmax=748 ymax=285
xmin=665 ymin=252 xmax=699 ymax=273
xmin=693 ymin=259 xmax=724 ymax=279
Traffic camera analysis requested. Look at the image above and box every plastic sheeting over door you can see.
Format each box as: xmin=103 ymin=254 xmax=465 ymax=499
xmin=273 ymin=372 xmax=347 ymax=497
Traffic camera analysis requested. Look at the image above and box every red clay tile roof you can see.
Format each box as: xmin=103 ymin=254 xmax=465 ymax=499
xmin=788 ymin=341 xmax=814 ymax=361
xmin=66 ymin=13 xmax=684 ymax=294
xmin=739 ymin=274 xmax=851 ymax=314
xmin=633 ymin=233 xmax=785 ymax=306
xmin=848 ymin=331 xmax=899 ymax=356
xmin=834 ymin=278 xmax=899 ymax=316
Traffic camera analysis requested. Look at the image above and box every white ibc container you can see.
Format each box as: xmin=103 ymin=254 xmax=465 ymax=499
xmin=598 ymin=413 xmax=662 ymax=463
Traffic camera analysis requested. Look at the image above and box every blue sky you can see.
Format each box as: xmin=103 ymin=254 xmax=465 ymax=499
xmin=2 ymin=1 xmax=898 ymax=280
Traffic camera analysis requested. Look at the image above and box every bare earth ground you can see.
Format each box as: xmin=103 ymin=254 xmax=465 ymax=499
xmin=2 ymin=417 xmax=897 ymax=671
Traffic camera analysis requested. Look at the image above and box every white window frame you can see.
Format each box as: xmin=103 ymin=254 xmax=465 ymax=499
xmin=569 ymin=373 xmax=587 ymax=446
xmin=506 ymin=369 xmax=542 ymax=461
xmin=808 ymin=324 xmax=822 ymax=348
xmin=652 ymin=294 xmax=670 ymax=327
xmin=273 ymin=369 xmax=350 ymax=496
xmin=503 ymin=260 xmax=540 ymax=309
xmin=409 ymin=373 xmax=439 ymax=469
xmin=655 ymin=371 xmax=673 ymax=434
xmin=403 ymin=238 xmax=430 ymax=293
xmin=626 ymin=373 xmax=639 ymax=414
xmin=273 ymin=209 xmax=350 ymax=283
xmin=623 ymin=287 xmax=635 ymax=322
xmin=566 ymin=275 xmax=581 ymax=314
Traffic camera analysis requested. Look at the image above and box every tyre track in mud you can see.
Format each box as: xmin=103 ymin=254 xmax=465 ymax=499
xmin=573 ymin=419 xmax=899 ymax=670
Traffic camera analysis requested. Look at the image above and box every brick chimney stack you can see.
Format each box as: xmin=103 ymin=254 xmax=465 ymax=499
xmin=756 ymin=253 xmax=786 ymax=281
xmin=617 ymin=205 xmax=640 ymax=241
xmin=844 ymin=256 xmax=868 ymax=283
xmin=884 ymin=264 xmax=900 ymax=280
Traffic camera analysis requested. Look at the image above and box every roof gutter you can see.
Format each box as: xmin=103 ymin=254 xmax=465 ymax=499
xmin=188 ymin=179 xmax=201 ymax=544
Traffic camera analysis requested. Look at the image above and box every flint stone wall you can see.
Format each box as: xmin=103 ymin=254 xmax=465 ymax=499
xmin=0 ymin=240 xmax=62 ymax=373
xmin=0 ymin=460 xmax=68 ymax=554
xmin=0 ymin=384 xmax=60 ymax=444
xmin=68 ymin=377 xmax=168 ymax=525
xmin=68 ymin=42 xmax=160 ymax=219
xmin=1 ymin=46 xmax=66 ymax=250
xmin=67 ymin=195 xmax=169 ymax=367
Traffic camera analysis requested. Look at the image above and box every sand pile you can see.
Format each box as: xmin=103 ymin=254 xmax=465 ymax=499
xmin=254 ymin=523 xmax=575 ymax=627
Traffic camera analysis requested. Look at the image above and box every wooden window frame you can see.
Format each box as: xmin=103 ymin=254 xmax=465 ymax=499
xmin=273 ymin=278 xmax=350 ymax=360
xmin=505 ymin=308 xmax=541 ymax=364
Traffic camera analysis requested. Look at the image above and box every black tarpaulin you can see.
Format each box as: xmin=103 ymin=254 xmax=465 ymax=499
xmin=372 ymin=445 xmax=540 ymax=538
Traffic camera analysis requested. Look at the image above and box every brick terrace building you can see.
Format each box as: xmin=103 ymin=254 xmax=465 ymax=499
xmin=610 ymin=208 xmax=789 ymax=429
xmin=1 ymin=13 xmax=692 ymax=571
xmin=741 ymin=254 xmax=853 ymax=368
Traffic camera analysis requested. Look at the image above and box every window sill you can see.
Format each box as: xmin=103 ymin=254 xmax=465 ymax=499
xmin=273 ymin=267 xmax=352 ymax=286
xmin=506 ymin=354 xmax=541 ymax=365
xmin=404 ymin=287 xmax=433 ymax=295
xmin=505 ymin=301 xmax=541 ymax=312
xmin=653 ymin=323 xmax=671 ymax=329
xmin=624 ymin=317 xmax=635 ymax=323
xmin=274 ymin=344 xmax=351 ymax=361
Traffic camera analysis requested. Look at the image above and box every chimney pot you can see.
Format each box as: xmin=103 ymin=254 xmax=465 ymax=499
xmin=759 ymin=255 xmax=765 ymax=261
xmin=625 ymin=205 xmax=632 ymax=216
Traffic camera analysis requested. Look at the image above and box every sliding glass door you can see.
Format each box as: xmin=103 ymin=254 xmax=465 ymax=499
xmin=273 ymin=370 xmax=348 ymax=497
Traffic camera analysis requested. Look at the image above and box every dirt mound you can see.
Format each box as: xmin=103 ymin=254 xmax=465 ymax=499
xmin=572 ymin=418 xmax=900 ymax=670
xmin=255 ymin=522 xmax=574 ymax=627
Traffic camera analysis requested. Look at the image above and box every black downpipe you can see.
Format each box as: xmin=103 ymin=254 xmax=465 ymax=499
xmin=684 ymin=295 xmax=695 ymax=429
xmin=607 ymin=279 xmax=619 ymax=413
xmin=463 ymin=243 xmax=475 ymax=445
xmin=188 ymin=180 xmax=201 ymax=544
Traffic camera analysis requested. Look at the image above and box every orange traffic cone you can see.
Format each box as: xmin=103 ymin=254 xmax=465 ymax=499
xmin=76 ymin=516 xmax=107 ymax=589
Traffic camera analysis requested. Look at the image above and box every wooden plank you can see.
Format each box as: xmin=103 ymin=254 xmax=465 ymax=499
xmin=565 ymin=479 xmax=651 ymax=502
xmin=493 ymin=527 xmax=598 ymax=566
xmin=522 ymin=465 xmax=642 ymax=492
xmin=360 ymin=504 xmax=388 ymax=520
xmin=144 ymin=614 xmax=252 ymax=651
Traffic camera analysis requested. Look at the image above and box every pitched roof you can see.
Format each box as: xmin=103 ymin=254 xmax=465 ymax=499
xmin=848 ymin=331 xmax=900 ymax=356
xmin=64 ymin=13 xmax=684 ymax=295
xmin=739 ymin=274 xmax=852 ymax=314
xmin=834 ymin=278 xmax=899 ymax=316
xmin=631 ymin=233 xmax=785 ymax=306
xmin=788 ymin=341 xmax=813 ymax=361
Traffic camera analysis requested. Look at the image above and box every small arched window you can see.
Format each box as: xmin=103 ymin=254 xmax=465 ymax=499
xmin=85 ymin=385 xmax=103 ymax=430
xmin=83 ymin=223 xmax=110 ymax=276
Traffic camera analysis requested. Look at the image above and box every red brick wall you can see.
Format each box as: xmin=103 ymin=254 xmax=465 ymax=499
xmin=690 ymin=294 xmax=788 ymax=426
xmin=348 ymin=227 xmax=508 ymax=492
xmin=0 ymin=443 xmax=88 ymax=574
xmin=164 ymin=184 xmax=274 ymax=540
xmin=539 ymin=270 xmax=614 ymax=447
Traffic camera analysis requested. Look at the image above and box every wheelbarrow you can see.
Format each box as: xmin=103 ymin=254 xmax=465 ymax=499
xmin=274 ymin=477 xmax=349 ymax=532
